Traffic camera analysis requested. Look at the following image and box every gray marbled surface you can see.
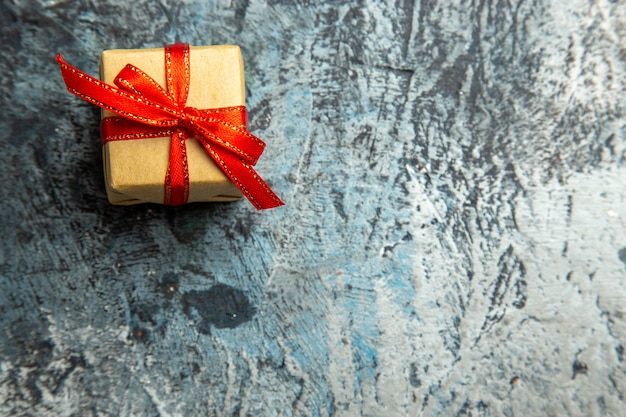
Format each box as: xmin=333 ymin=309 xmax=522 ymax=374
xmin=1 ymin=0 xmax=625 ymax=416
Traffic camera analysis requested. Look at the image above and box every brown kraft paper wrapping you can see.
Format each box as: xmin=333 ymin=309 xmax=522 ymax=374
xmin=99 ymin=45 xmax=245 ymax=205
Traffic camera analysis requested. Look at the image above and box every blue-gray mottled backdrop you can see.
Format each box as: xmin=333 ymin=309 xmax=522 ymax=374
xmin=1 ymin=0 xmax=625 ymax=416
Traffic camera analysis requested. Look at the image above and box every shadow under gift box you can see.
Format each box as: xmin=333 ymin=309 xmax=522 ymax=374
xmin=99 ymin=46 xmax=245 ymax=205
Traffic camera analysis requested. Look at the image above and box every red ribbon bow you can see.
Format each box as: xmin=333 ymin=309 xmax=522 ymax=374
xmin=57 ymin=43 xmax=283 ymax=210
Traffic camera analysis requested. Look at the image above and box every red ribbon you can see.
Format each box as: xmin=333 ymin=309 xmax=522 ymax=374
xmin=57 ymin=43 xmax=284 ymax=210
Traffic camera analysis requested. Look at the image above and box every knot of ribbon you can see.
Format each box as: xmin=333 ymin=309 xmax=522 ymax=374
xmin=57 ymin=43 xmax=283 ymax=209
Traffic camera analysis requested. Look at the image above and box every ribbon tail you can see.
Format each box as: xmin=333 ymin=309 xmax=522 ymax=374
xmin=193 ymin=119 xmax=265 ymax=165
xmin=56 ymin=55 xmax=175 ymax=124
xmin=203 ymin=145 xmax=284 ymax=210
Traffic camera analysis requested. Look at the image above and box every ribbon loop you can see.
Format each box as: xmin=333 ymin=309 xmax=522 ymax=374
xmin=57 ymin=43 xmax=284 ymax=209
xmin=114 ymin=64 xmax=177 ymax=108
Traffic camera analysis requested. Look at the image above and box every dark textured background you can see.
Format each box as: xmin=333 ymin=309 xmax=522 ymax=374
xmin=1 ymin=0 xmax=625 ymax=416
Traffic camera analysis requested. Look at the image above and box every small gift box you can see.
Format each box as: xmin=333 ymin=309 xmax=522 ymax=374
xmin=57 ymin=43 xmax=283 ymax=209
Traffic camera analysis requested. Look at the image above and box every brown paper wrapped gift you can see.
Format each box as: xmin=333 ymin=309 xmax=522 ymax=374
xmin=99 ymin=45 xmax=245 ymax=205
